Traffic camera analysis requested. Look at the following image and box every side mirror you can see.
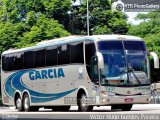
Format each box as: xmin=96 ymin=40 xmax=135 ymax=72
xmin=149 ymin=52 xmax=159 ymax=69
xmin=96 ymin=52 xmax=104 ymax=69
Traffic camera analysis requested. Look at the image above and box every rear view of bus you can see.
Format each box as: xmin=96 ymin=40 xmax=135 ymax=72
xmin=91 ymin=35 xmax=159 ymax=111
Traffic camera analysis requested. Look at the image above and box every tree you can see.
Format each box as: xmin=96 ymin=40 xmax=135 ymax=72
xmin=68 ymin=0 xmax=130 ymax=35
xmin=128 ymin=12 xmax=160 ymax=81
xmin=128 ymin=12 xmax=160 ymax=57
xmin=0 ymin=22 xmax=27 ymax=53
xmin=0 ymin=0 xmax=72 ymax=24
xmin=16 ymin=14 xmax=70 ymax=48
xmin=0 ymin=0 xmax=70 ymax=50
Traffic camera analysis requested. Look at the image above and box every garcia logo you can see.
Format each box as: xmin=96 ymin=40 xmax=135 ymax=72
xmin=29 ymin=68 xmax=65 ymax=80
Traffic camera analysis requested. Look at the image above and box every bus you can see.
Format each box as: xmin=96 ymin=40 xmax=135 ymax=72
xmin=1 ymin=35 xmax=159 ymax=112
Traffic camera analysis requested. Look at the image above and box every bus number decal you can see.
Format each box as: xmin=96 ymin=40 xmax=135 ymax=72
xmin=106 ymin=87 xmax=115 ymax=92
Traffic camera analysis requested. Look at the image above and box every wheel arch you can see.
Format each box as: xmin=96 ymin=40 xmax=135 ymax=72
xmin=76 ymin=87 xmax=88 ymax=104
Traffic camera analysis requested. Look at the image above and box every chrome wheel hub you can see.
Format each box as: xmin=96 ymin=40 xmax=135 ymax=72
xmin=24 ymin=97 xmax=29 ymax=110
xmin=16 ymin=98 xmax=22 ymax=108
xmin=81 ymin=95 xmax=88 ymax=110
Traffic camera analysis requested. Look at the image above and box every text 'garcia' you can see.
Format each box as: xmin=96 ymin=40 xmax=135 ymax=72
xmin=29 ymin=68 xmax=65 ymax=80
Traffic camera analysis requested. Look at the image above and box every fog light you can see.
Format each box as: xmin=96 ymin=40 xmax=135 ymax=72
xmin=102 ymin=98 xmax=106 ymax=102
xmin=146 ymin=98 xmax=150 ymax=101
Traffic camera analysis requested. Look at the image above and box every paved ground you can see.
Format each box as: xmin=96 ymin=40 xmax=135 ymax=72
xmin=1 ymin=104 xmax=160 ymax=120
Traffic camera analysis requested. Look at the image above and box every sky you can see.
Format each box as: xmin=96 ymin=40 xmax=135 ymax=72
xmin=125 ymin=12 xmax=147 ymax=25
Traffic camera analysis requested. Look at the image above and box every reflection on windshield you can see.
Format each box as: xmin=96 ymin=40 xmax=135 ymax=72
xmin=102 ymin=52 xmax=126 ymax=77
xmin=124 ymin=41 xmax=148 ymax=77
xmin=98 ymin=41 xmax=149 ymax=86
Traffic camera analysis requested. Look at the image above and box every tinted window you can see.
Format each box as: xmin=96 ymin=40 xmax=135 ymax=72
xmin=124 ymin=41 xmax=146 ymax=50
xmin=46 ymin=46 xmax=58 ymax=66
xmin=2 ymin=55 xmax=7 ymax=71
xmin=70 ymin=42 xmax=84 ymax=63
xmin=58 ymin=44 xmax=70 ymax=65
xmin=35 ymin=49 xmax=45 ymax=67
xmin=2 ymin=54 xmax=14 ymax=71
xmin=98 ymin=41 xmax=123 ymax=51
xmin=24 ymin=51 xmax=35 ymax=69
xmin=8 ymin=54 xmax=14 ymax=71
xmin=85 ymin=41 xmax=96 ymax=65
xmin=14 ymin=53 xmax=24 ymax=70
xmin=85 ymin=41 xmax=96 ymax=78
xmin=91 ymin=57 xmax=99 ymax=84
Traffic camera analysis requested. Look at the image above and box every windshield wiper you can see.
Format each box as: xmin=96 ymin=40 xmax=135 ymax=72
xmin=129 ymin=68 xmax=141 ymax=85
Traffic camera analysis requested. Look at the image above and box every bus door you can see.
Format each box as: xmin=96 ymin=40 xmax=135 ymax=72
xmin=91 ymin=57 xmax=101 ymax=104
xmin=91 ymin=57 xmax=99 ymax=85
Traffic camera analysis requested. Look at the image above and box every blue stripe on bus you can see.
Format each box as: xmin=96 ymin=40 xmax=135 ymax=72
xmin=4 ymin=70 xmax=77 ymax=103
xmin=31 ymin=88 xmax=77 ymax=103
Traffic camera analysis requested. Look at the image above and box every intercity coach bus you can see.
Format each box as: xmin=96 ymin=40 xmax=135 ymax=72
xmin=1 ymin=35 xmax=159 ymax=112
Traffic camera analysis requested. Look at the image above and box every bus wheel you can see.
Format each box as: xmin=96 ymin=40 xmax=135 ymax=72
xmin=15 ymin=95 xmax=24 ymax=112
xmin=52 ymin=106 xmax=70 ymax=111
xmin=121 ymin=104 xmax=133 ymax=111
xmin=78 ymin=93 xmax=93 ymax=112
xmin=23 ymin=93 xmax=38 ymax=112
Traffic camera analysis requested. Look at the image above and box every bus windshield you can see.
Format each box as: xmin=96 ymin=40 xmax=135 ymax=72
xmin=98 ymin=41 xmax=149 ymax=86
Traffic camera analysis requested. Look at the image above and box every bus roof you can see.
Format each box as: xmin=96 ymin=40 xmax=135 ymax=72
xmin=2 ymin=35 xmax=143 ymax=55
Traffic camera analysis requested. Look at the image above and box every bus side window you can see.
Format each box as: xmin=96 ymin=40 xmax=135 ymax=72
xmin=35 ymin=49 xmax=45 ymax=68
xmin=2 ymin=55 xmax=8 ymax=71
xmin=6 ymin=54 xmax=14 ymax=71
xmin=14 ymin=52 xmax=24 ymax=70
xmin=70 ymin=42 xmax=84 ymax=64
xmin=85 ymin=40 xmax=96 ymax=80
xmin=24 ymin=51 xmax=35 ymax=69
xmin=58 ymin=44 xmax=70 ymax=65
xmin=46 ymin=46 xmax=58 ymax=66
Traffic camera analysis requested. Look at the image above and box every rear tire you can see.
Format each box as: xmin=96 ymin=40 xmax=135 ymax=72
xmin=15 ymin=95 xmax=24 ymax=112
xmin=78 ymin=93 xmax=93 ymax=112
xmin=23 ymin=93 xmax=39 ymax=112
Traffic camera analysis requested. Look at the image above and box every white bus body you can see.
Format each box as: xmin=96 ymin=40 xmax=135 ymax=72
xmin=1 ymin=35 xmax=159 ymax=111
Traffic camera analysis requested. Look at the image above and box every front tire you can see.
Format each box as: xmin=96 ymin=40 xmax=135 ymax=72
xmin=78 ymin=93 xmax=93 ymax=112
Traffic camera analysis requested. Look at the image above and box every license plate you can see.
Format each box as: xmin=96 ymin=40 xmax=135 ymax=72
xmin=125 ymin=98 xmax=133 ymax=102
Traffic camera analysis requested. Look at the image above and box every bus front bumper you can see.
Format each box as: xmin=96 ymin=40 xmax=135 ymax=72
xmin=100 ymin=95 xmax=150 ymax=105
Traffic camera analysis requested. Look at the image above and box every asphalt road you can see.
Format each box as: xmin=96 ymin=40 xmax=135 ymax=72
xmin=1 ymin=104 xmax=160 ymax=120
